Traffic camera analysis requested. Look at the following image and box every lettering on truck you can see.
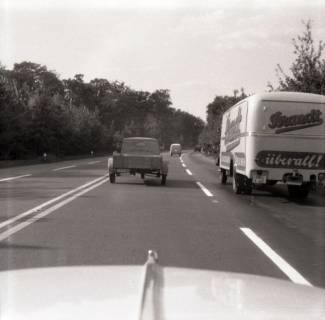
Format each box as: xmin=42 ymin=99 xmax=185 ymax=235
xmin=255 ymin=151 xmax=325 ymax=169
xmin=268 ymin=109 xmax=323 ymax=133
xmin=225 ymin=108 xmax=242 ymax=151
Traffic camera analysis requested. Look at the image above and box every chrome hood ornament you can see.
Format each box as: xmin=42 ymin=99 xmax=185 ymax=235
xmin=138 ymin=250 xmax=161 ymax=320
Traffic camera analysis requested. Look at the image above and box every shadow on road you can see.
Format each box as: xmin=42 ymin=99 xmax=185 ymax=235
xmin=217 ymin=179 xmax=325 ymax=208
xmin=145 ymin=179 xmax=198 ymax=189
xmin=260 ymin=185 xmax=325 ymax=208
xmin=113 ymin=178 xmax=198 ymax=189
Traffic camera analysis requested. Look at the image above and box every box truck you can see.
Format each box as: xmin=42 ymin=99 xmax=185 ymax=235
xmin=219 ymin=92 xmax=325 ymax=198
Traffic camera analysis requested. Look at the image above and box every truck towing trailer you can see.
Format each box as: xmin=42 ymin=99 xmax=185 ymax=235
xmin=219 ymin=92 xmax=325 ymax=198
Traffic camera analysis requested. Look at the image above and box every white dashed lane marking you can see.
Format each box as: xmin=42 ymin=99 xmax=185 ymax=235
xmin=52 ymin=165 xmax=76 ymax=171
xmin=87 ymin=161 xmax=101 ymax=165
xmin=180 ymin=155 xmax=215 ymax=199
xmin=0 ymin=174 xmax=32 ymax=182
xmin=240 ymin=227 xmax=312 ymax=286
xmin=196 ymin=181 xmax=213 ymax=197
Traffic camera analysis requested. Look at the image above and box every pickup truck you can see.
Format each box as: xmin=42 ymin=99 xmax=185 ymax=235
xmin=108 ymin=137 xmax=168 ymax=185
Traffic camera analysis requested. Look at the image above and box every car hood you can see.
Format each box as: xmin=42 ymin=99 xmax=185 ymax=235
xmin=0 ymin=253 xmax=324 ymax=320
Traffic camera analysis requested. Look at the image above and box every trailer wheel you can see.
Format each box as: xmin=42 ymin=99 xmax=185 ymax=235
xmin=141 ymin=173 xmax=145 ymax=179
xmin=288 ymin=184 xmax=310 ymax=199
xmin=161 ymin=174 xmax=167 ymax=185
xmin=109 ymin=173 xmax=116 ymax=183
xmin=220 ymin=169 xmax=227 ymax=184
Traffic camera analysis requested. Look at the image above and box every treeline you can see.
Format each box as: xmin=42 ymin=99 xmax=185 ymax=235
xmin=200 ymin=21 xmax=325 ymax=152
xmin=0 ymin=62 xmax=204 ymax=160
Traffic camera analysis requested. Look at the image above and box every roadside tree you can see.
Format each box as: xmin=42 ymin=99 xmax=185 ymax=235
xmin=273 ymin=20 xmax=325 ymax=94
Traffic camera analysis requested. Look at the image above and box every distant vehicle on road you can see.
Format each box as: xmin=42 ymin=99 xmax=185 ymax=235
xmin=170 ymin=143 xmax=182 ymax=157
xmin=219 ymin=92 xmax=325 ymax=198
xmin=108 ymin=137 xmax=168 ymax=185
xmin=194 ymin=145 xmax=202 ymax=152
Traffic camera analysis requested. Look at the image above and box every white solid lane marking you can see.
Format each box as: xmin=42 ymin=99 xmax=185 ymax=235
xmin=186 ymin=169 xmax=192 ymax=175
xmin=52 ymin=165 xmax=76 ymax=171
xmin=87 ymin=161 xmax=100 ymax=165
xmin=240 ymin=227 xmax=312 ymax=286
xmin=0 ymin=175 xmax=108 ymax=230
xmin=0 ymin=177 xmax=109 ymax=241
xmin=196 ymin=181 xmax=213 ymax=197
xmin=212 ymin=199 xmax=219 ymax=203
xmin=0 ymin=174 xmax=32 ymax=182
xmin=182 ymin=163 xmax=186 ymax=167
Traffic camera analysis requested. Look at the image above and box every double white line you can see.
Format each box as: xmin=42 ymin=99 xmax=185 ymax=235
xmin=0 ymin=175 xmax=109 ymax=241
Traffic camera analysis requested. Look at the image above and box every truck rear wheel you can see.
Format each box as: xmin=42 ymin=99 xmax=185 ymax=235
xmin=244 ymin=179 xmax=253 ymax=195
xmin=232 ymin=173 xmax=242 ymax=194
xmin=161 ymin=174 xmax=167 ymax=185
xmin=233 ymin=173 xmax=252 ymax=195
xmin=109 ymin=173 xmax=116 ymax=183
xmin=288 ymin=184 xmax=310 ymax=199
xmin=220 ymin=169 xmax=227 ymax=184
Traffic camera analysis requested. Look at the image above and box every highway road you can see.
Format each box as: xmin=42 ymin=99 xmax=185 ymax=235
xmin=0 ymin=152 xmax=324 ymax=288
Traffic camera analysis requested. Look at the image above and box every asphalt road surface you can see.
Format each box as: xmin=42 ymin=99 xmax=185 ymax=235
xmin=0 ymin=152 xmax=324 ymax=288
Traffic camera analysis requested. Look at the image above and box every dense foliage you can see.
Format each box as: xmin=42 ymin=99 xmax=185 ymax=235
xmin=0 ymin=62 xmax=204 ymax=160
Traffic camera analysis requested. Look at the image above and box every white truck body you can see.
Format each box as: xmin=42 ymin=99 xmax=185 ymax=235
xmin=219 ymin=92 xmax=325 ymax=196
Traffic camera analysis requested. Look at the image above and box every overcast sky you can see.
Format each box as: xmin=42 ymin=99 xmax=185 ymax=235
xmin=1 ymin=0 xmax=324 ymax=120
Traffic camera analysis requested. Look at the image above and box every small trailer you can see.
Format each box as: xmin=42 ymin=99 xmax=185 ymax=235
xmin=108 ymin=137 xmax=168 ymax=185
xmin=219 ymin=92 xmax=325 ymax=198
